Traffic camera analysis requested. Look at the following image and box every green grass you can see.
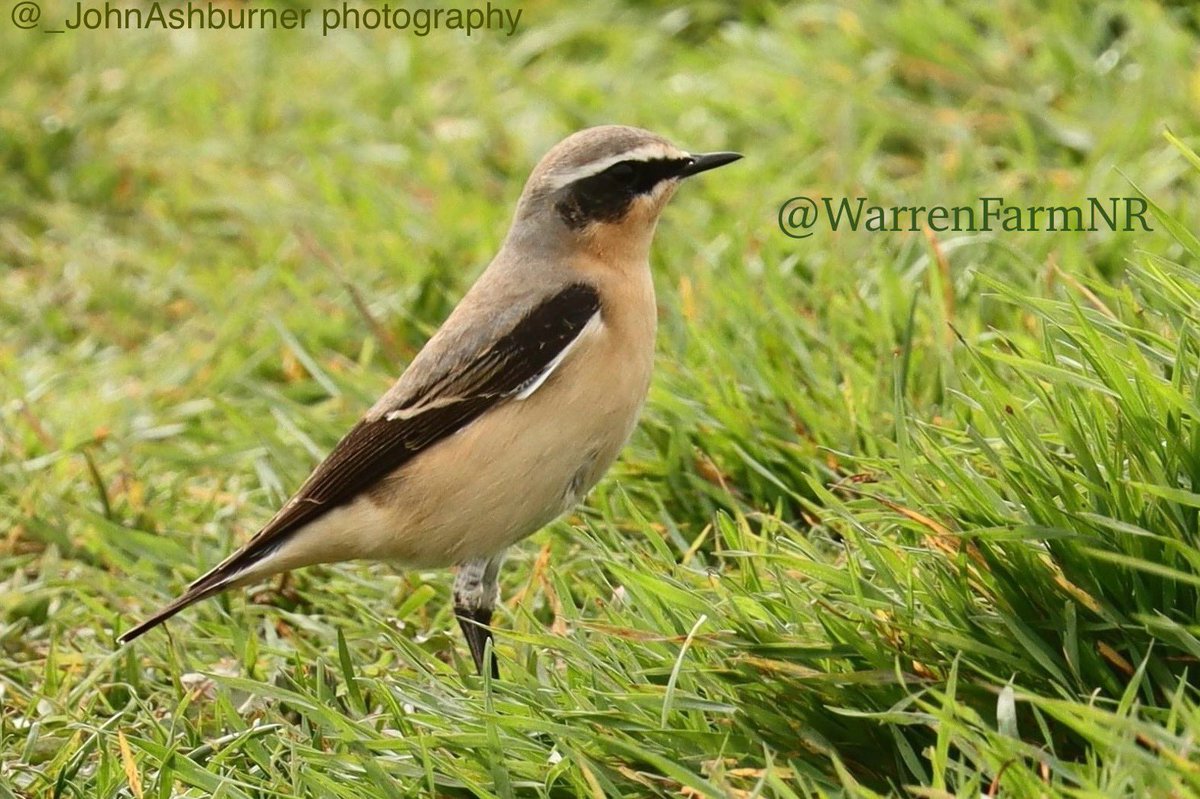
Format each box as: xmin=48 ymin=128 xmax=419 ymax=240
xmin=3 ymin=1 xmax=1200 ymax=796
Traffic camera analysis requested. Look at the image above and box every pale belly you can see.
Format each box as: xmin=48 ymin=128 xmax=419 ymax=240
xmin=383 ymin=345 xmax=650 ymax=564
xmin=394 ymin=394 xmax=640 ymax=564
xmin=269 ymin=319 xmax=654 ymax=572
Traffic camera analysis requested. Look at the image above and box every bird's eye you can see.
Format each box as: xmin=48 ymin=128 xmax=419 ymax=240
xmin=607 ymin=162 xmax=635 ymax=181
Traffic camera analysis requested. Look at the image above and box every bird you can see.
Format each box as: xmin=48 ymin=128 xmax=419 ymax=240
xmin=118 ymin=125 xmax=742 ymax=677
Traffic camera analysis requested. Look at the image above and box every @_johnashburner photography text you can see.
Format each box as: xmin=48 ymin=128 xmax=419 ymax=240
xmin=59 ymin=1 xmax=523 ymax=36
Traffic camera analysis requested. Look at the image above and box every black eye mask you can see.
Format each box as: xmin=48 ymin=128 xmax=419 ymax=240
xmin=555 ymin=157 xmax=692 ymax=230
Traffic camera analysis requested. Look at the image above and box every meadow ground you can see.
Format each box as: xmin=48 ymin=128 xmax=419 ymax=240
xmin=3 ymin=1 xmax=1200 ymax=796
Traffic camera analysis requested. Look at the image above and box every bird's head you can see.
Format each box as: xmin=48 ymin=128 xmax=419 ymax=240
xmin=509 ymin=125 xmax=741 ymax=259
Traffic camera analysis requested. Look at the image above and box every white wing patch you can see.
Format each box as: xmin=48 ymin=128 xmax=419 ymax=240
xmin=383 ymin=311 xmax=602 ymax=420
xmin=384 ymin=395 xmax=463 ymax=422
xmin=513 ymin=312 xmax=601 ymax=400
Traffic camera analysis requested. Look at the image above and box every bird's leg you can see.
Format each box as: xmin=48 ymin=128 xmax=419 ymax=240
xmin=453 ymin=552 xmax=505 ymax=678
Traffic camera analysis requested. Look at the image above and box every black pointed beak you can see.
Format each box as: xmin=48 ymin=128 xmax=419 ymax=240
xmin=678 ymin=151 xmax=743 ymax=178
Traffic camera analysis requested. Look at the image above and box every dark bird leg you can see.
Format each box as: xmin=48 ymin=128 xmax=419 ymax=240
xmin=453 ymin=552 xmax=504 ymax=678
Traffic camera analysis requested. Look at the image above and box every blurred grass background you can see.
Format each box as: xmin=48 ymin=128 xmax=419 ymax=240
xmin=3 ymin=0 xmax=1200 ymax=796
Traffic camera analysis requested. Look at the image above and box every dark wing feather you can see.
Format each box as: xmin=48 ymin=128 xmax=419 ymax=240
xmin=200 ymin=282 xmax=600 ymax=587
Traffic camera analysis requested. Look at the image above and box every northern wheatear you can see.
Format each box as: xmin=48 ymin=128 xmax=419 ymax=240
xmin=119 ymin=125 xmax=741 ymax=676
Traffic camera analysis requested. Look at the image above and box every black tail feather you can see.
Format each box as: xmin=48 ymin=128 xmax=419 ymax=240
xmin=117 ymin=579 xmax=229 ymax=644
xmin=119 ymin=534 xmax=285 ymax=644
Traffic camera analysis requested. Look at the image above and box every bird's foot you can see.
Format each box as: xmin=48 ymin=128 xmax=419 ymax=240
xmin=455 ymin=603 xmax=499 ymax=678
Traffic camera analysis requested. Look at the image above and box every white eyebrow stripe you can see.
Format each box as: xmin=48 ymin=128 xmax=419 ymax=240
xmin=547 ymin=144 xmax=688 ymax=190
